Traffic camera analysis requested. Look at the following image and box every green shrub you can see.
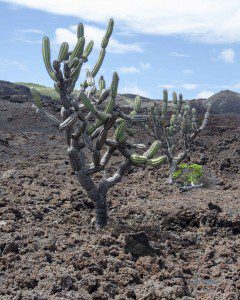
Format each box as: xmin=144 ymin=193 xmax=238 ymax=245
xmin=173 ymin=163 xmax=203 ymax=186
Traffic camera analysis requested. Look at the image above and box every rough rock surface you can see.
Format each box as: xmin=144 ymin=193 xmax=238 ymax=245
xmin=0 ymin=80 xmax=32 ymax=103
xmin=0 ymin=81 xmax=61 ymax=111
xmin=0 ymin=95 xmax=240 ymax=299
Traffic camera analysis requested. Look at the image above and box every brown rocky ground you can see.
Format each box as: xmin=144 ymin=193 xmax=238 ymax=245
xmin=0 ymin=99 xmax=240 ymax=299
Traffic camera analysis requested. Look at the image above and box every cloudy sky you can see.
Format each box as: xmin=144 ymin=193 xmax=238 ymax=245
xmin=1 ymin=0 xmax=240 ymax=99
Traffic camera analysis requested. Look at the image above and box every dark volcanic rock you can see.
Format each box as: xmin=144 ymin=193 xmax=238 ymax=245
xmin=0 ymin=81 xmax=240 ymax=299
xmin=124 ymin=232 xmax=161 ymax=257
xmin=0 ymin=80 xmax=61 ymax=111
xmin=0 ymin=80 xmax=32 ymax=103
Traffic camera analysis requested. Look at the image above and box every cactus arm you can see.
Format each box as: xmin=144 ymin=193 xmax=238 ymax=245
xmin=104 ymin=160 xmax=131 ymax=189
xmin=148 ymin=155 xmax=167 ymax=167
xmin=82 ymin=41 xmax=94 ymax=60
xmin=100 ymin=147 xmax=117 ymax=167
xmin=77 ymin=23 xmax=84 ymax=39
xmin=59 ymin=112 xmax=78 ymax=131
xmin=117 ymin=110 xmax=149 ymax=123
xmin=92 ymin=49 xmax=106 ymax=77
xmin=143 ymin=140 xmax=161 ymax=159
xmin=86 ymin=146 xmax=117 ymax=176
xmin=42 ymin=37 xmax=58 ymax=82
xmin=95 ymin=128 xmax=108 ymax=151
xmin=162 ymin=127 xmax=174 ymax=160
xmin=69 ymin=37 xmax=85 ymax=62
xmin=125 ymin=142 xmax=147 ymax=149
xmin=58 ymin=42 xmax=69 ymax=62
xmin=34 ymin=107 xmax=60 ymax=128
xmin=101 ymin=18 xmax=114 ymax=49
xmin=198 ymin=104 xmax=211 ymax=132
xmin=134 ymin=95 xmax=142 ymax=113
xmin=82 ymin=132 xmax=94 ymax=151
xmin=82 ymin=19 xmax=114 ymax=89
xmin=86 ymin=148 xmax=116 ymax=175
xmin=186 ymin=104 xmax=211 ymax=147
xmin=118 ymin=148 xmax=132 ymax=159
xmin=105 ymin=139 xmax=119 ymax=147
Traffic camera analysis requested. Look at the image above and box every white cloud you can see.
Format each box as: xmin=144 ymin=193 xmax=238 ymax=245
xmin=55 ymin=24 xmax=143 ymax=53
xmin=231 ymin=83 xmax=240 ymax=89
xmin=119 ymin=66 xmax=140 ymax=73
xmin=17 ymin=29 xmax=43 ymax=34
xmin=116 ymin=31 xmax=136 ymax=37
xmin=196 ymin=90 xmax=214 ymax=99
xmin=170 ymin=52 xmax=189 ymax=58
xmin=120 ymin=85 xmax=148 ymax=97
xmin=214 ymin=82 xmax=240 ymax=90
xmin=183 ymin=69 xmax=193 ymax=74
xmin=219 ymin=48 xmax=235 ymax=63
xmin=0 ymin=58 xmax=27 ymax=71
xmin=159 ymin=83 xmax=198 ymax=90
xmin=14 ymin=29 xmax=42 ymax=43
xmin=158 ymin=84 xmax=175 ymax=89
xmin=3 ymin=1 xmax=240 ymax=44
xmin=181 ymin=83 xmax=198 ymax=90
xmin=140 ymin=62 xmax=150 ymax=69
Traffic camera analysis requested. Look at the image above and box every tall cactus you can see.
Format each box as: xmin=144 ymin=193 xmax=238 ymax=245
xmin=147 ymin=89 xmax=210 ymax=184
xmin=32 ymin=19 xmax=167 ymax=228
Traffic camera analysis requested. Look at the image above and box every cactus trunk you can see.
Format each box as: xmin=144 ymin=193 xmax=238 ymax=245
xmin=168 ymin=163 xmax=176 ymax=184
xmin=95 ymin=190 xmax=108 ymax=228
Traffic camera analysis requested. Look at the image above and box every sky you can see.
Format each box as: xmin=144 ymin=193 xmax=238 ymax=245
xmin=1 ymin=1 xmax=240 ymax=100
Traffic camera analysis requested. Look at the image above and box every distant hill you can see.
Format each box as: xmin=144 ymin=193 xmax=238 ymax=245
xmin=0 ymin=81 xmax=239 ymax=114
xmin=205 ymin=90 xmax=240 ymax=114
xmin=15 ymin=82 xmax=60 ymax=100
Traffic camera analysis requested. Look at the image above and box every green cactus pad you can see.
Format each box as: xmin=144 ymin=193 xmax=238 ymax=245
xmin=115 ymin=120 xmax=126 ymax=141
xmin=143 ymin=140 xmax=161 ymax=159
xmin=59 ymin=112 xmax=78 ymax=131
xmin=68 ymin=58 xmax=79 ymax=68
xmin=42 ymin=37 xmax=57 ymax=82
xmin=69 ymin=37 xmax=85 ymax=62
xmin=134 ymin=96 xmax=141 ymax=112
xmin=58 ymin=42 xmax=69 ymax=62
xmin=101 ymin=18 xmax=114 ymax=48
xmin=91 ymin=49 xmax=106 ymax=78
xmin=80 ymin=92 xmax=96 ymax=114
xmin=130 ymin=154 xmax=148 ymax=165
xmin=110 ymin=72 xmax=119 ymax=98
xmin=98 ymin=76 xmax=106 ymax=90
xmin=82 ymin=40 xmax=94 ymax=59
xmin=163 ymin=89 xmax=168 ymax=102
xmin=148 ymin=156 xmax=167 ymax=167
xmin=172 ymin=92 xmax=177 ymax=104
xmin=77 ymin=23 xmax=84 ymax=39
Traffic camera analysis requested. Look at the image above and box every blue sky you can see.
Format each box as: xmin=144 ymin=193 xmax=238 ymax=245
xmin=1 ymin=0 xmax=240 ymax=99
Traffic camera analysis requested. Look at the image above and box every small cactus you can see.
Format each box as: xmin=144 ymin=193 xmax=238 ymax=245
xmin=147 ymin=89 xmax=210 ymax=184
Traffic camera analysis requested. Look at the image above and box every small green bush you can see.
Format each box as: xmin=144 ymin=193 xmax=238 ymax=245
xmin=173 ymin=163 xmax=203 ymax=186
